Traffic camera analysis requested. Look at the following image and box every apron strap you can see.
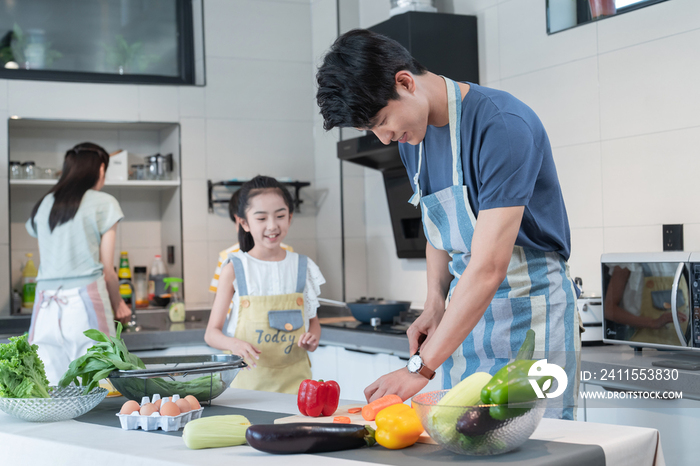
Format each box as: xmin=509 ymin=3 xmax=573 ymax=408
xmin=442 ymin=76 xmax=463 ymax=187
xmin=225 ymin=254 xmax=248 ymax=297
xmin=410 ymin=76 xmax=464 ymax=207
xmin=409 ymin=143 xmax=424 ymax=207
xmin=295 ymin=255 xmax=308 ymax=294
xmin=222 ymin=254 xmax=247 ymax=336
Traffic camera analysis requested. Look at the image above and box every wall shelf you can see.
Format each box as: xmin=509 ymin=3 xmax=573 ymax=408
xmin=10 ymin=179 xmax=181 ymax=189
xmin=207 ymin=180 xmax=311 ymax=213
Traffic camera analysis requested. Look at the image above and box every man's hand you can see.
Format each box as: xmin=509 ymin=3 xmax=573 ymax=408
xmin=407 ymin=301 xmax=444 ymax=356
xmin=364 ymin=368 xmax=429 ymax=403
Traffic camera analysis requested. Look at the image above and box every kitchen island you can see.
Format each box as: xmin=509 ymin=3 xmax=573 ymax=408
xmin=0 ymin=387 xmax=664 ymax=466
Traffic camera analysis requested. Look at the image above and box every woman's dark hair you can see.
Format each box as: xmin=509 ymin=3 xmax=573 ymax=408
xmin=30 ymin=142 xmax=110 ymax=232
xmin=316 ymin=29 xmax=427 ymax=131
xmin=237 ymin=175 xmax=294 ymax=253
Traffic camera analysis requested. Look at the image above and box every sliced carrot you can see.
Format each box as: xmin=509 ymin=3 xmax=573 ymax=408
xmin=361 ymin=394 xmax=403 ymax=421
xmin=333 ymin=416 xmax=351 ymax=423
xmin=347 ymin=407 xmax=362 ymax=414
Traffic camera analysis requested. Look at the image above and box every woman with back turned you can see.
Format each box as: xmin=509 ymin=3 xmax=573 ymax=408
xmin=26 ymin=142 xmax=132 ymax=384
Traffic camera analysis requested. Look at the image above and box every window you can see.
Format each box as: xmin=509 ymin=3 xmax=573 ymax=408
xmin=547 ymin=0 xmax=669 ymax=35
xmin=0 ymin=0 xmax=203 ymax=85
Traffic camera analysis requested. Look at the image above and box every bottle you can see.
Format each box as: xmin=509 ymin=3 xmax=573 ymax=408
xmin=163 ymin=277 xmax=185 ymax=322
xmin=118 ymin=252 xmax=132 ymax=305
xmin=22 ymin=253 xmax=38 ymax=309
xmin=148 ymin=255 xmax=169 ymax=307
xmin=133 ymin=266 xmax=149 ymax=308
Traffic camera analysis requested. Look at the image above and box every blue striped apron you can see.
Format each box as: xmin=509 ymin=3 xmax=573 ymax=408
xmin=409 ymin=77 xmax=580 ymax=420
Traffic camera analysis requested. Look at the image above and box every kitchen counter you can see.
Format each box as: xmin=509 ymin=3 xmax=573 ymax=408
xmin=0 ymin=388 xmax=664 ymax=466
xmin=120 ymin=309 xmax=210 ymax=351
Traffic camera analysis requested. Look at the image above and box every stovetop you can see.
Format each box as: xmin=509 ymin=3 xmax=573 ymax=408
xmin=321 ymin=320 xmax=409 ymax=335
xmin=320 ymin=309 xmax=421 ymax=335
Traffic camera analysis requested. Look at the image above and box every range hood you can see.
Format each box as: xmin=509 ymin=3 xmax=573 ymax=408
xmin=338 ymin=133 xmax=427 ymax=259
xmin=337 ymin=134 xmax=401 ymax=171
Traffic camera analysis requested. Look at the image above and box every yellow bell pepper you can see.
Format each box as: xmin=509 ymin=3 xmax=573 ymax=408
xmin=374 ymin=403 xmax=424 ymax=449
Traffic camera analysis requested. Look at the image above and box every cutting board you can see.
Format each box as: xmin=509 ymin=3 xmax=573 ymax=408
xmin=274 ymin=404 xmax=436 ymax=444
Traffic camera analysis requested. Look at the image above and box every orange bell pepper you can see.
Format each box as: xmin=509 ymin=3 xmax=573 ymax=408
xmin=374 ymin=403 xmax=424 ymax=449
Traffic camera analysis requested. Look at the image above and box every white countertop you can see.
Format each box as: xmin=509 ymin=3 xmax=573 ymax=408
xmin=0 ymin=388 xmax=665 ymax=466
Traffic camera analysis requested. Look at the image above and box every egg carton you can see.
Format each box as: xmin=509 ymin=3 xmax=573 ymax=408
xmin=116 ymin=394 xmax=204 ymax=432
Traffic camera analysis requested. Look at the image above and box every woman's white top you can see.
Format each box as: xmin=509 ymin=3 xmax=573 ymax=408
xmin=222 ymin=251 xmax=325 ymax=336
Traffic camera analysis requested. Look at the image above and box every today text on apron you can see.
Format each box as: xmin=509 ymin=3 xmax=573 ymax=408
xmin=409 ymin=77 xmax=579 ymax=420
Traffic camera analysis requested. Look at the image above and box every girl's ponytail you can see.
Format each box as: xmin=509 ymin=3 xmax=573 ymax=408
xmin=236 ymin=175 xmax=294 ymax=253
xmin=238 ymin=223 xmax=256 ymax=253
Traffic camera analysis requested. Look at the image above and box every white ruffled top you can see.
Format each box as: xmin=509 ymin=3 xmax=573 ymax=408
xmin=222 ymin=250 xmax=325 ymax=336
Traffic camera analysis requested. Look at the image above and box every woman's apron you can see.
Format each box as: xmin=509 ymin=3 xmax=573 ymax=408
xmin=409 ymin=77 xmax=580 ymax=420
xmin=27 ymin=276 xmax=115 ymax=386
xmin=631 ymin=264 xmax=689 ymax=345
xmin=226 ymin=254 xmax=312 ymax=394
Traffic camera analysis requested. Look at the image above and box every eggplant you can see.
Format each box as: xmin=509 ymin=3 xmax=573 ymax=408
xmin=245 ymin=423 xmax=376 ymax=454
xmin=455 ymin=407 xmax=506 ymax=436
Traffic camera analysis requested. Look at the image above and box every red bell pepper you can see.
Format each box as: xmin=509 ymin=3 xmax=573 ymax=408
xmin=297 ymin=379 xmax=340 ymax=417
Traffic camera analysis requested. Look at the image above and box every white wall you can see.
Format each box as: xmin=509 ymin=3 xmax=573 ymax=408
xmin=0 ymin=0 xmax=319 ymax=313
xmin=334 ymin=0 xmax=700 ymax=304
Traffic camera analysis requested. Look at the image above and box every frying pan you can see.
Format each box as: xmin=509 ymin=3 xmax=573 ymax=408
xmin=318 ymin=298 xmax=411 ymax=324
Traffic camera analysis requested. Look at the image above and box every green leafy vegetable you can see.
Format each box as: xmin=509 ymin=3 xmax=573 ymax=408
xmin=59 ymin=322 xmax=225 ymax=401
xmin=59 ymin=322 xmax=146 ymax=392
xmin=0 ymin=334 xmax=51 ymax=398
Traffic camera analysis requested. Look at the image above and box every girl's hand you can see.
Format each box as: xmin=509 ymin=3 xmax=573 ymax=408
xmin=230 ymin=339 xmax=261 ymax=369
xmin=298 ymin=332 xmax=319 ymax=352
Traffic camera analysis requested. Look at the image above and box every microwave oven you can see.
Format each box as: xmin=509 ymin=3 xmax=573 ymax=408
xmin=601 ymin=252 xmax=700 ymax=351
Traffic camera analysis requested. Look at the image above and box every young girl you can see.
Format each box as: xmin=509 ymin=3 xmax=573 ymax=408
xmin=205 ymin=175 xmax=325 ymax=394
xmin=26 ymin=142 xmax=132 ymax=384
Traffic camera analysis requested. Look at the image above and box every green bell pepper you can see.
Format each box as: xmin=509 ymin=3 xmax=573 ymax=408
xmin=480 ymin=360 xmax=536 ymax=404
xmin=489 ymin=370 xmax=552 ymax=405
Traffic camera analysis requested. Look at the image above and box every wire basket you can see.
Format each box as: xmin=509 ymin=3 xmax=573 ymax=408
xmin=0 ymin=385 xmax=108 ymax=422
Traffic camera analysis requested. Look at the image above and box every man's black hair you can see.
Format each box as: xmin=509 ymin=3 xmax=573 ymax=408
xmin=316 ymin=29 xmax=427 ymax=131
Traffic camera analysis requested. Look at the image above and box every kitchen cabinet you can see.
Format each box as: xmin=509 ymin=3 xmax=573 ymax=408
xmin=2 ymin=118 xmax=183 ymax=316
xmin=580 ymin=383 xmax=698 ymax=465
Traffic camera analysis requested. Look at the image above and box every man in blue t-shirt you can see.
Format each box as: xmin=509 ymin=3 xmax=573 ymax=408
xmin=316 ymin=29 xmax=580 ymax=420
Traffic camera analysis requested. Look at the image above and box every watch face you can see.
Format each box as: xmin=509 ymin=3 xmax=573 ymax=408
xmin=407 ymin=355 xmax=422 ymax=372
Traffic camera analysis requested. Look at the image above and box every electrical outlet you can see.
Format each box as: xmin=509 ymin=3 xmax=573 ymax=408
xmin=663 ymin=224 xmax=683 ymax=251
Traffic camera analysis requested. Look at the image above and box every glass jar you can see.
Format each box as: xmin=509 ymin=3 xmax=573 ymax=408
xmin=41 ymin=167 xmax=55 ymax=179
xmin=9 ymin=161 xmax=22 ymax=179
xmin=145 ymin=156 xmax=159 ymax=180
xmin=133 ymin=266 xmax=149 ymax=308
xmin=22 ymin=161 xmax=37 ymax=180
xmin=136 ymin=164 xmax=146 ymax=180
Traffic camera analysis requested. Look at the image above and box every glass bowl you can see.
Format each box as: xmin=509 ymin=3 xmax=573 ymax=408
xmin=411 ymin=390 xmax=546 ymax=456
xmin=0 ymin=385 xmax=107 ymax=422
xmin=108 ymin=354 xmax=246 ymax=404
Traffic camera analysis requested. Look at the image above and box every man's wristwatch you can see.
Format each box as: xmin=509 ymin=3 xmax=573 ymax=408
xmin=406 ymin=352 xmax=436 ymax=380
